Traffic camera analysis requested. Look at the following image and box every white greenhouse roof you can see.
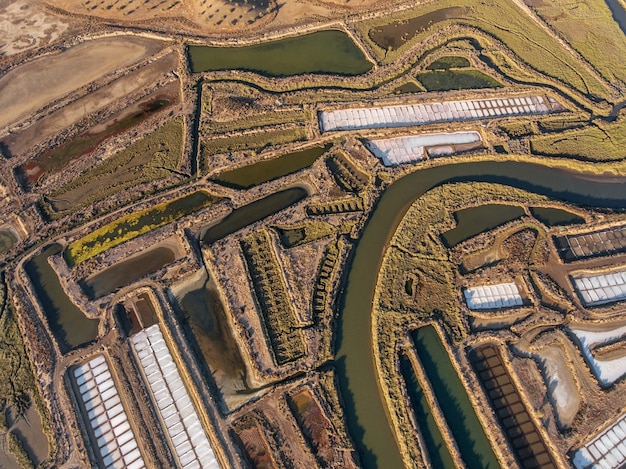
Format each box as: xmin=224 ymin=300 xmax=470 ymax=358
xmin=72 ymin=355 xmax=146 ymax=469
xmin=365 ymin=131 xmax=481 ymax=166
xmin=319 ymin=95 xmax=551 ymax=132
xmin=572 ymin=412 xmax=626 ymax=469
xmin=573 ymin=270 xmax=626 ymax=306
xmin=131 ymin=324 xmax=220 ymax=469
xmin=464 ymin=283 xmax=523 ymax=310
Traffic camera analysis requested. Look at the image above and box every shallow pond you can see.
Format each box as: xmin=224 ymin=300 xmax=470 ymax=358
xmin=25 ymin=244 xmax=98 ymax=353
xmin=202 ymin=187 xmax=308 ymax=244
xmin=189 ymin=30 xmax=373 ymax=76
xmin=529 ymin=206 xmax=585 ymax=226
xmin=214 ymin=144 xmax=331 ymax=189
xmin=441 ymin=203 xmax=525 ymax=247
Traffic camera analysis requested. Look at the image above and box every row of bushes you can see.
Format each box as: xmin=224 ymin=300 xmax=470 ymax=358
xmin=312 ymin=240 xmax=341 ymax=320
xmin=240 ymin=230 xmax=306 ymax=365
xmin=307 ymin=197 xmax=364 ymax=216
xmin=325 ymin=152 xmax=369 ymax=193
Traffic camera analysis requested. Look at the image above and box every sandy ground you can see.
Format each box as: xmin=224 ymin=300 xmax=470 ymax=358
xmin=0 ymin=35 xmax=163 ymax=130
xmin=0 ymin=0 xmax=68 ymax=57
xmin=3 ymin=51 xmax=178 ymax=157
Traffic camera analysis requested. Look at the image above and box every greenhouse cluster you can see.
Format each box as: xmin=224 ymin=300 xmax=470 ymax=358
xmin=572 ymin=270 xmax=626 ymax=306
xmin=73 ymin=355 xmax=146 ymax=469
xmin=318 ymin=95 xmax=551 ymax=132
xmin=364 ymin=131 xmax=482 ymax=166
xmin=572 ymin=411 xmax=626 ymax=469
xmin=131 ymin=325 xmax=220 ymax=469
xmin=463 ymin=283 xmax=523 ymax=310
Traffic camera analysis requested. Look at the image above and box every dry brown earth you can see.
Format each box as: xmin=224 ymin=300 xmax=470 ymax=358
xmin=0 ymin=35 xmax=164 ymax=130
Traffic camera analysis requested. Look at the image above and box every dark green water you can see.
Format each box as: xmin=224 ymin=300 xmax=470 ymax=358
xmin=530 ymin=206 xmax=585 ymax=227
xmin=214 ymin=144 xmax=331 ymax=189
xmin=82 ymin=246 xmax=177 ymax=300
xmin=202 ymin=187 xmax=308 ymax=244
xmin=441 ymin=203 xmax=525 ymax=247
xmin=25 ymin=244 xmax=99 ymax=354
xmin=417 ymin=69 xmax=502 ymax=91
xmin=399 ymin=353 xmax=456 ymax=468
xmin=412 ymin=326 xmax=499 ymax=468
xmin=189 ymin=30 xmax=373 ymax=76
xmin=336 ymin=160 xmax=626 ymax=469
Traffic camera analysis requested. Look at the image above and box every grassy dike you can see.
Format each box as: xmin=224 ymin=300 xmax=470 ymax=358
xmin=356 ymin=0 xmax=610 ymax=99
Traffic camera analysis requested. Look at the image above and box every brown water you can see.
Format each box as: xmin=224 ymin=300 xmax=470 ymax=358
xmin=82 ymin=246 xmax=178 ymax=300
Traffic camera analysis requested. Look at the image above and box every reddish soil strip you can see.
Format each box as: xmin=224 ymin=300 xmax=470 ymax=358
xmin=16 ymin=90 xmax=178 ymax=189
xmin=234 ymin=423 xmax=278 ymax=469
xmin=469 ymin=344 xmax=559 ymax=469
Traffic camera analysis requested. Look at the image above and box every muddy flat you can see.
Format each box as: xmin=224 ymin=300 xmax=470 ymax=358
xmin=3 ymin=51 xmax=178 ymax=157
xmin=0 ymin=35 xmax=164 ymax=130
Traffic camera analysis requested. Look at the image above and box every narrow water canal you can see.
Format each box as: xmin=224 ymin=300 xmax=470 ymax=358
xmin=337 ymin=160 xmax=626 ymax=468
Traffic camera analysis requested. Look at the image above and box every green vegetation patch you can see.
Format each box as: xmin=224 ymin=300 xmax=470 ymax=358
xmin=416 ymin=69 xmax=503 ymax=91
xmin=531 ymin=0 xmax=626 ymax=85
xmin=202 ymin=125 xmax=307 ymax=167
xmin=392 ymin=81 xmax=424 ymax=94
xmin=362 ymin=1 xmax=609 ymax=98
xmin=45 ymin=118 xmax=185 ymax=217
xmin=500 ymin=121 xmax=536 ymax=138
xmin=204 ymin=109 xmax=310 ymax=135
xmin=66 ymin=191 xmax=219 ymax=265
xmin=427 ymin=55 xmax=470 ymax=70
xmin=189 ymin=30 xmax=373 ymax=76
xmin=0 ymin=286 xmax=52 ymax=466
xmin=273 ymin=221 xmax=336 ymax=248
xmin=530 ymin=118 xmax=626 ymax=161
xmin=214 ymin=143 xmax=331 ymax=189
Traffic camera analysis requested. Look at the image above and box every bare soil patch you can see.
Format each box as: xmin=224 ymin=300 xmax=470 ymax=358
xmin=0 ymin=35 xmax=164 ymax=130
xmin=2 ymin=51 xmax=178 ymax=158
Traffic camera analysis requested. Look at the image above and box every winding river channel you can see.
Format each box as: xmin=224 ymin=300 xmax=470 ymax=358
xmin=336 ymin=160 xmax=626 ymax=468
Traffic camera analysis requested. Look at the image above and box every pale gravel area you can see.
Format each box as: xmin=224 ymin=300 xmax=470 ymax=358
xmin=0 ymin=35 xmax=163 ymax=130
xmin=0 ymin=0 xmax=68 ymax=56
xmin=533 ymin=344 xmax=580 ymax=429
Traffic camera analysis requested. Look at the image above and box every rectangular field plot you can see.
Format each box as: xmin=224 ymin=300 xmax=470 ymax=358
xmin=554 ymin=225 xmax=626 ymax=262
xmin=319 ymin=95 xmax=554 ymax=132
xmin=469 ymin=345 xmax=558 ymax=469
xmin=463 ymin=283 xmax=523 ymax=310
xmin=572 ymin=270 xmax=626 ymax=306
xmin=130 ymin=325 xmax=220 ymax=468
xmin=364 ymin=131 xmax=481 ymax=166
xmin=571 ymin=412 xmax=626 ymax=469
xmin=71 ymin=355 xmax=146 ymax=469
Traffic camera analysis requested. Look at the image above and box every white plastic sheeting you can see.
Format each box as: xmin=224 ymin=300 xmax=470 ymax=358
xmin=73 ymin=355 xmax=146 ymax=469
xmin=364 ymin=131 xmax=482 ymax=166
xmin=463 ymin=283 xmax=523 ymax=310
xmin=569 ymin=324 xmax=626 ymax=386
xmin=131 ymin=324 xmax=220 ymax=469
xmin=319 ymin=95 xmax=551 ymax=132
xmin=572 ymin=412 xmax=626 ymax=469
xmin=573 ymin=270 xmax=626 ymax=306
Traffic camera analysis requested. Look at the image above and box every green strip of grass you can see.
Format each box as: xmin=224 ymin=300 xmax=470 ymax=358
xmin=530 ymin=118 xmax=626 ymax=161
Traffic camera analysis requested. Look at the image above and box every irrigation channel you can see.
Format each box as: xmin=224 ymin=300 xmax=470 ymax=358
xmin=25 ymin=244 xmax=99 ymax=353
xmin=336 ymin=160 xmax=626 ymax=469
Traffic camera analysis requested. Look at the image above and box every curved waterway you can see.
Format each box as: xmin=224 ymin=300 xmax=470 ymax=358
xmin=337 ymin=160 xmax=626 ymax=468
